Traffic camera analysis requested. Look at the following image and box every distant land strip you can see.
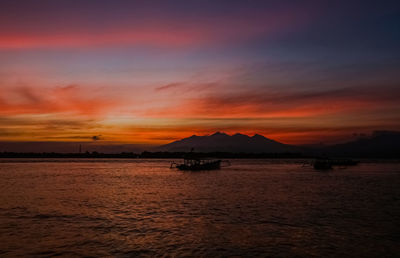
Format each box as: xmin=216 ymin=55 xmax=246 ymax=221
xmin=0 ymin=151 xmax=399 ymax=159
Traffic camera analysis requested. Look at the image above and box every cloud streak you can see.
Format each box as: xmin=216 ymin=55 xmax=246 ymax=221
xmin=145 ymin=85 xmax=400 ymax=118
xmin=0 ymin=85 xmax=117 ymax=116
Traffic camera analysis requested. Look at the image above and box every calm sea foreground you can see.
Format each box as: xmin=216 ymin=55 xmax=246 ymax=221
xmin=0 ymin=159 xmax=399 ymax=257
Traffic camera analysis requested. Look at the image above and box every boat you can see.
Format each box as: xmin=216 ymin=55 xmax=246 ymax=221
xmin=171 ymin=157 xmax=222 ymax=171
xmin=312 ymin=158 xmax=359 ymax=170
xmin=313 ymin=158 xmax=333 ymax=170
xmin=330 ymin=159 xmax=359 ymax=166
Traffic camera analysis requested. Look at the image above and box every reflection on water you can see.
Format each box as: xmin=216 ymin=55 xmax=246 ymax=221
xmin=0 ymin=159 xmax=399 ymax=257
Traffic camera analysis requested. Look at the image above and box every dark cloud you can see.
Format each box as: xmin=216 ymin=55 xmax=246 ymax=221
xmin=92 ymin=135 xmax=102 ymax=141
xmin=155 ymin=82 xmax=217 ymax=93
xmin=155 ymin=82 xmax=183 ymax=92
xmin=196 ymin=85 xmax=400 ymax=110
xmin=16 ymin=87 xmax=43 ymax=104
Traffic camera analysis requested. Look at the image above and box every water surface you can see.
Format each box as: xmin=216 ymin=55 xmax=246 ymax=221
xmin=0 ymin=159 xmax=399 ymax=257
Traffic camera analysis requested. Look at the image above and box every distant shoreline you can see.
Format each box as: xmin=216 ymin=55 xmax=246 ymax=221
xmin=0 ymin=151 xmax=399 ymax=159
xmin=0 ymin=151 xmax=304 ymax=159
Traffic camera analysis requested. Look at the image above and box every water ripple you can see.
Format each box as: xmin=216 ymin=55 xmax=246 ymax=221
xmin=0 ymin=159 xmax=399 ymax=257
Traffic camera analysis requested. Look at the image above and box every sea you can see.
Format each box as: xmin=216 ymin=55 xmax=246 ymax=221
xmin=0 ymin=159 xmax=399 ymax=257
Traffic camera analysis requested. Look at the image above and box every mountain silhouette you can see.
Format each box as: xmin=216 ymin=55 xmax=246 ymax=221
xmin=325 ymin=131 xmax=400 ymax=157
xmin=157 ymin=132 xmax=297 ymax=153
xmin=157 ymin=130 xmax=400 ymax=157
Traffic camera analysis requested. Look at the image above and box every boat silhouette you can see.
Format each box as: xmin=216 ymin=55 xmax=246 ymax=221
xmin=312 ymin=158 xmax=359 ymax=170
xmin=170 ymin=149 xmax=229 ymax=171
xmin=171 ymin=157 xmax=222 ymax=171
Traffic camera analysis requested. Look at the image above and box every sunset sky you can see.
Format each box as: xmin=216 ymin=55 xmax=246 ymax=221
xmin=1 ymin=0 xmax=400 ymax=148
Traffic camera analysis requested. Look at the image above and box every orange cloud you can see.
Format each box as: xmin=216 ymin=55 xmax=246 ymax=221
xmin=2 ymin=81 xmax=399 ymax=145
xmin=0 ymin=85 xmax=117 ymax=116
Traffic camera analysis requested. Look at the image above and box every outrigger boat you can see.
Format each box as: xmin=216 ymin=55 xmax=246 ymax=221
xmin=313 ymin=158 xmax=333 ymax=170
xmin=171 ymin=157 xmax=222 ymax=171
xmin=170 ymin=149 xmax=230 ymax=171
xmin=312 ymin=158 xmax=359 ymax=170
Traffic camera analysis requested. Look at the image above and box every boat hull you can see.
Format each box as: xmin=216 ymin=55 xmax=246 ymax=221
xmin=176 ymin=160 xmax=221 ymax=171
xmin=313 ymin=162 xmax=332 ymax=170
xmin=313 ymin=158 xmax=358 ymax=170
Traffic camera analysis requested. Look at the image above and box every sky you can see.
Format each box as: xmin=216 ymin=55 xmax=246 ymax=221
xmin=1 ymin=0 xmax=400 ymax=148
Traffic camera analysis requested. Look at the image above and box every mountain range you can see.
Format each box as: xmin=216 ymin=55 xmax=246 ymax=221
xmin=158 ymin=131 xmax=400 ymax=157
xmin=2 ymin=131 xmax=399 ymax=158
xmin=158 ymin=132 xmax=298 ymax=153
